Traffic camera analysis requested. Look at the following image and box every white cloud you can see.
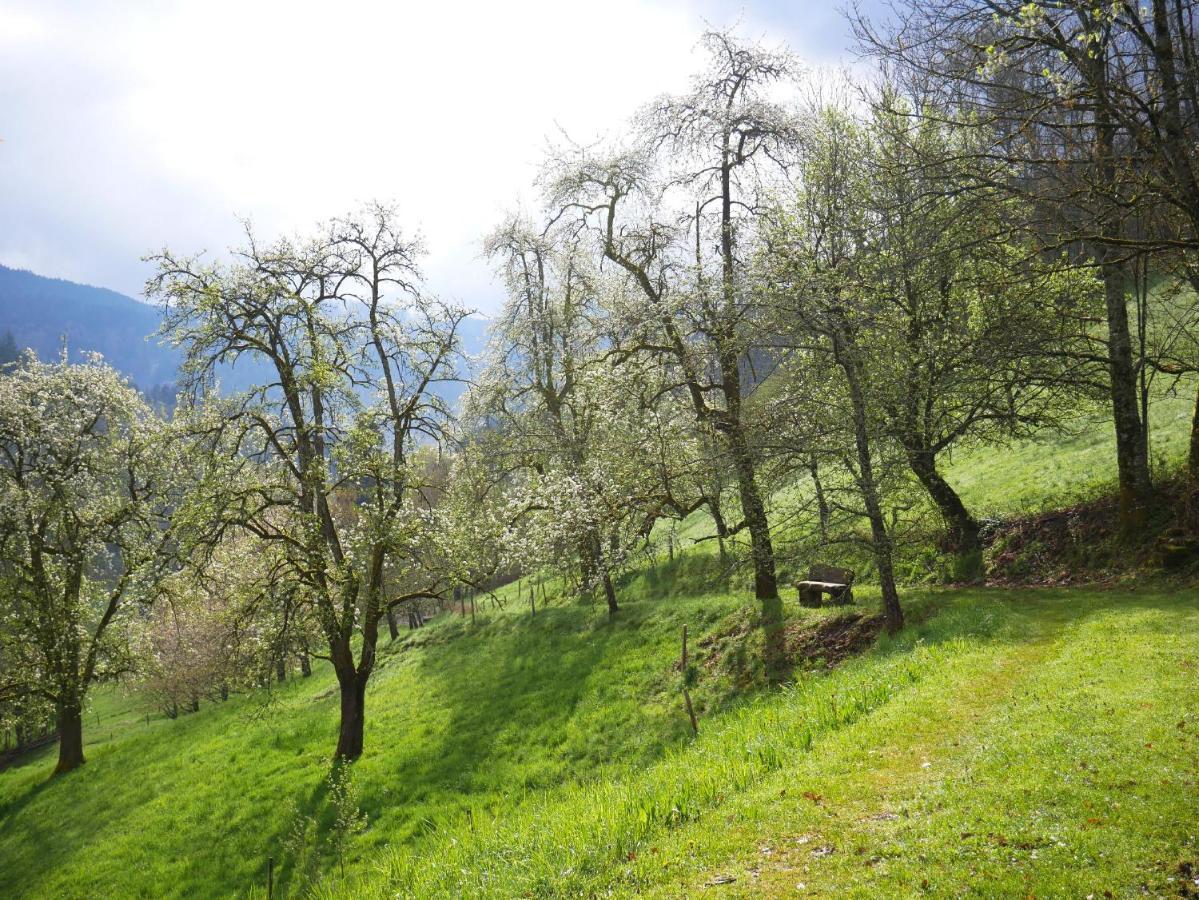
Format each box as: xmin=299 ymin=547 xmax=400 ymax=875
xmin=0 ymin=0 xmax=862 ymax=311
xmin=0 ymin=6 xmax=47 ymax=44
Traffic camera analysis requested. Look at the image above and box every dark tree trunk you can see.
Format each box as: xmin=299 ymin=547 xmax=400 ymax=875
xmin=220 ymin=682 xmax=229 ymax=701
xmin=723 ymin=395 xmax=778 ymax=603
xmin=334 ymin=669 xmax=367 ymax=761
xmin=731 ymin=444 xmax=777 ymax=601
xmin=600 ymin=570 xmax=619 ymax=616
xmin=835 ymin=328 xmax=904 ymax=634
xmin=53 ymin=701 xmax=84 ymax=775
xmin=715 ymin=138 xmax=777 ymax=606
xmin=1102 ymin=257 xmax=1153 ymax=530
xmin=300 ymin=652 xmax=311 ymax=678
xmin=1189 ymin=379 xmax=1199 ymax=481
xmin=808 ymin=459 xmax=830 ymax=543
xmin=386 ymin=606 xmax=399 ymax=641
xmin=907 ymin=450 xmax=980 ymax=553
xmin=728 ymin=426 xmax=785 ymax=679
xmin=1091 ymin=66 xmax=1153 ymax=531
xmin=717 ymin=386 xmax=782 ymax=679
xmin=275 ymin=655 xmax=286 ymax=683
xmin=585 ymin=531 xmax=619 ymax=615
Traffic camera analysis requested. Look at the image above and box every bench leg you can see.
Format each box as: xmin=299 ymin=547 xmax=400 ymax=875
xmin=799 ymin=587 xmax=822 ymax=608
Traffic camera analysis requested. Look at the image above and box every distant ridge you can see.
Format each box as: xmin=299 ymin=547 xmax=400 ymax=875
xmin=0 ymin=264 xmax=178 ymax=389
xmin=0 ymin=264 xmax=489 ymax=400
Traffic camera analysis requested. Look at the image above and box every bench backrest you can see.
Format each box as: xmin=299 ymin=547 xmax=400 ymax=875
xmin=809 ymin=564 xmax=854 ymax=585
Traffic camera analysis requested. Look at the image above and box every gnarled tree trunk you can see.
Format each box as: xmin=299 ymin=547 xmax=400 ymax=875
xmin=1092 ymin=66 xmax=1153 ymax=531
xmin=906 ymin=450 xmax=979 ymax=553
xmin=53 ymin=700 xmax=84 ymax=776
xmin=334 ymin=668 xmax=367 ymax=761
xmin=587 ymin=531 xmax=619 ymax=616
xmin=719 ymin=353 xmax=778 ymax=605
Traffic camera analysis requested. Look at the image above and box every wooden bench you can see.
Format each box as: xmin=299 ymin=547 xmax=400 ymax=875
xmin=797 ymin=564 xmax=855 ymax=608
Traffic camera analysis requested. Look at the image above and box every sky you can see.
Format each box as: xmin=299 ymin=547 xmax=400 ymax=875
xmin=0 ymin=0 xmax=879 ymax=315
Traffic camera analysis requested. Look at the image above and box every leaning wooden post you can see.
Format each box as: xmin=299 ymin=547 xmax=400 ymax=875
xmin=681 ymin=625 xmax=697 ymax=735
xmin=530 ymin=579 xmax=536 ymax=618
xmin=267 ymin=856 xmax=274 ymax=898
xmin=683 ymin=689 xmax=699 ymax=736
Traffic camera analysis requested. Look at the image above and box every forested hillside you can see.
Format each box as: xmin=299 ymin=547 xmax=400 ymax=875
xmin=0 ymin=265 xmax=178 ymax=388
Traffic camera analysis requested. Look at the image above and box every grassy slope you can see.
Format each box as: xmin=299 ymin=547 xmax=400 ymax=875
xmin=0 ymin=590 xmax=772 ymax=898
xmin=1 ymin=586 xmax=1194 ymax=899
xmin=634 ymin=589 xmax=1199 ymax=898
xmin=1 ymin=357 xmax=1197 ymax=897
xmin=321 ymin=588 xmax=1198 ymax=899
xmin=946 ymin=383 xmax=1197 ymax=517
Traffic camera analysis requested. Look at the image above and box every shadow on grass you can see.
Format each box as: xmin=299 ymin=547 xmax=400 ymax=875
xmin=619 ymin=552 xmax=730 ymax=600
xmin=405 ymin=603 xmax=625 ymax=794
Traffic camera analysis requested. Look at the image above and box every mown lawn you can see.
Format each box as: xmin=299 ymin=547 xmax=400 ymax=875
xmin=634 ymin=587 xmax=1199 ymax=898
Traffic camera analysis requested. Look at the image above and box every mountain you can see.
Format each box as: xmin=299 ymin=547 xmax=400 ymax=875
xmin=0 ymin=265 xmax=179 ymax=389
xmin=0 ymin=265 xmax=490 ymax=402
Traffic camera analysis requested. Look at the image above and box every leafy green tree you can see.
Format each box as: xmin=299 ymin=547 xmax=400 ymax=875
xmin=545 ymin=30 xmax=801 ymax=677
xmin=764 ymin=99 xmax=1098 ymax=617
xmin=760 ymin=106 xmax=906 ymax=630
xmin=464 ymin=215 xmax=703 ymax=613
xmin=844 ymin=101 xmax=1096 ymax=555
xmin=0 ymin=354 xmax=177 ymax=773
xmin=854 ymin=0 xmax=1199 ymax=525
xmin=148 ymin=204 xmax=467 ymax=761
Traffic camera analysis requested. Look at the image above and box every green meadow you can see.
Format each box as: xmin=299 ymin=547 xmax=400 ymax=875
xmin=1 ymin=366 xmax=1197 ymax=899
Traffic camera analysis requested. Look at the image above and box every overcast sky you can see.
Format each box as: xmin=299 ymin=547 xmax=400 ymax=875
xmin=0 ymin=0 xmax=877 ymax=314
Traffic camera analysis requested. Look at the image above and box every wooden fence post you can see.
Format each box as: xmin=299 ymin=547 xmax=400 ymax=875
xmin=683 ymin=689 xmax=699 ymax=736
xmin=681 ymin=624 xmax=698 ymax=735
